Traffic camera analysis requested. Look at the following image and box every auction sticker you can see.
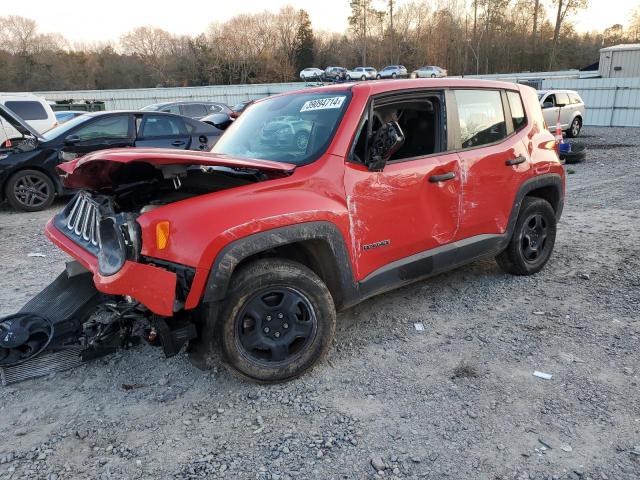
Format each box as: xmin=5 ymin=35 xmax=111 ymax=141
xmin=300 ymin=96 xmax=346 ymax=112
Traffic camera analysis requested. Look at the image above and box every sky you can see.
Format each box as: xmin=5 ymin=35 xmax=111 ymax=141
xmin=2 ymin=0 xmax=638 ymax=44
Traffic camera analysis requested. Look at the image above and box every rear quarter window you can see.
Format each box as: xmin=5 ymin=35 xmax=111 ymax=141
xmin=507 ymin=91 xmax=527 ymax=131
xmin=5 ymin=101 xmax=48 ymax=121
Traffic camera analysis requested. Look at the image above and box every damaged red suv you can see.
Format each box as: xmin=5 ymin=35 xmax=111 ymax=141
xmin=40 ymin=79 xmax=564 ymax=382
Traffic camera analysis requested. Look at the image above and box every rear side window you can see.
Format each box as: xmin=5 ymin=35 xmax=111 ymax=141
xmin=507 ymin=91 xmax=527 ymax=131
xmin=182 ymin=104 xmax=208 ymax=117
xmin=141 ymin=115 xmax=186 ymax=137
xmin=5 ymin=101 xmax=48 ymax=120
xmin=454 ymin=90 xmax=507 ymax=148
xmin=555 ymin=93 xmax=571 ymax=106
xmin=569 ymin=93 xmax=583 ymax=104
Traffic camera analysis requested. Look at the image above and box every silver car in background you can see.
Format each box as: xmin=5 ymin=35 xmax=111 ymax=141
xmin=347 ymin=67 xmax=377 ymax=80
xmin=538 ymin=90 xmax=586 ymax=138
xmin=376 ymin=65 xmax=408 ymax=79
xmin=411 ymin=66 xmax=447 ymax=78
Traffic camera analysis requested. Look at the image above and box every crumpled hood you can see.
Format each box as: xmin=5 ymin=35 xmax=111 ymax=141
xmin=57 ymin=148 xmax=296 ymax=190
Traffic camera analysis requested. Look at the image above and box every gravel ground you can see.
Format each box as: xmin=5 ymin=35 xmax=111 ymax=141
xmin=0 ymin=127 xmax=639 ymax=480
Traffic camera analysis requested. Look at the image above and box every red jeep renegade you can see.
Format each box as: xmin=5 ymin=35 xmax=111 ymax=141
xmin=45 ymin=79 xmax=565 ymax=382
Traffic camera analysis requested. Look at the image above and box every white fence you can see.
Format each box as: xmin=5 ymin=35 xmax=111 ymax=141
xmin=33 ymin=75 xmax=640 ymax=127
xmin=35 ymin=82 xmax=306 ymax=111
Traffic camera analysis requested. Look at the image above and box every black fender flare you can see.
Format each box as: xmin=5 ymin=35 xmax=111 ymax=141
xmin=202 ymin=221 xmax=358 ymax=309
xmin=501 ymin=173 xmax=564 ymax=248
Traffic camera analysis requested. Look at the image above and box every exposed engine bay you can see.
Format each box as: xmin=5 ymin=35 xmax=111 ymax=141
xmin=79 ymin=162 xmax=263 ymax=214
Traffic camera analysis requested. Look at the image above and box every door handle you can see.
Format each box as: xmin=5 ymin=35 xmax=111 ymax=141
xmin=429 ymin=172 xmax=456 ymax=183
xmin=505 ymin=156 xmax=526 ymax=166
xmin=172 ymin=140 xmax=186 ymax=146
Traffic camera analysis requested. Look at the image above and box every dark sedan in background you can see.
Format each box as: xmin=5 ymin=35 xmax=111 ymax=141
xmin=141 ymin=101 xmax=232 ymax=120
xmin=0 ymin=106 xmax=223 ymax=212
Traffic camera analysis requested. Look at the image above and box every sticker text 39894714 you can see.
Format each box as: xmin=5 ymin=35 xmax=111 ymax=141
xmin=300 ymin=96 xmax=346 ymax=113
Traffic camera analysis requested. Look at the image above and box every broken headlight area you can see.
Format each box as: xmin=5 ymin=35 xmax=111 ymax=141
xmin=55 ymin=192 xmax=141 ymax=276
xmin=0 ymin=263 xmax=198 ymax=386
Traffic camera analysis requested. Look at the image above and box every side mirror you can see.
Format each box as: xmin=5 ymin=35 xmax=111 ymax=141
xmin=542 ymin=102 xmax=554 ymax=109
xmin=206 ymin=113 xmax=233 ymax=130
xmin=64 ymin=134 xmax=80 ymax=145
xmin=366 ymin=121 xmax=405 ymax=171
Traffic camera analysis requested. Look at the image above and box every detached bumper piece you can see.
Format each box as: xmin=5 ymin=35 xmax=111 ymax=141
xmin=0 ymin=266 xmax=101 ymax=386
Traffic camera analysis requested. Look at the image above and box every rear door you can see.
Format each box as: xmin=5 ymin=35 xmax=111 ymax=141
xmin=135 ymin=114 xmax=191 ymax=149
xmin=555 ymin=92 xmax=572 ymax=128
xmin=452 ymin=88 xmax=529 ymax=239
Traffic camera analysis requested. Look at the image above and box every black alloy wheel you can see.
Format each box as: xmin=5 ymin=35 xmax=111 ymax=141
xmin=496 ymin=197 xmax=557 ymax=275
xmin=520 ymin=213 xmax=548 ymax=263
xmin=6 ymin=169 xmax=55 ymax=212
xmin=201 ymin=259 xmax=336 ymax=383
xmin=235 ymin=287 xmax=317 ymax=366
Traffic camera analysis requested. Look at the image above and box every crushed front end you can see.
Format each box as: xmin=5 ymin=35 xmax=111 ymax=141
xmin=46 ymin=191 xmax=185 ymax=317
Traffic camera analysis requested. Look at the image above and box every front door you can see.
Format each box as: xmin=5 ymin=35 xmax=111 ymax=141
xmin=61 ymin=114 xmax=134 ymax=160
xmin=344 ymin=91 xmax=461 ymax=280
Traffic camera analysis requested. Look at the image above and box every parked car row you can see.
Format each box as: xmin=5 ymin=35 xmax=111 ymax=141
xmin=300 ymin=65 xmax=447 ymax=82
xmin=0 ymin=105 xmax=225 ymax=211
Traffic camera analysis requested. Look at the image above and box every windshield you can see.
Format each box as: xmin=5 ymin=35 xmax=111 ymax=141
xmin=212 ymin=91 xmax=351 ymax=165
xmin=41 ymin=114 xmax=90 ymax=141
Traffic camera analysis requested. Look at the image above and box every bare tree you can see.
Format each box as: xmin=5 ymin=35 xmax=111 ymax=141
xmin=548 ymin=0 xmax=588 ymax=70
xmin=120 ymin=26 xmax=174 ymax=83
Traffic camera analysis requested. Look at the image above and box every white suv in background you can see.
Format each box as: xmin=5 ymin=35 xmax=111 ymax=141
xmin=538 ymin=89 xmax=586 ymax=138
xmin=0 ymin=93 xmax=57 ymax=146
xmin=347 ymin=67 xmax=377 ymax=80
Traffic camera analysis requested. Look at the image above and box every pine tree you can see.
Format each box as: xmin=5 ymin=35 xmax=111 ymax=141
xmin=294 ymin=10 xmax=314 ymax=72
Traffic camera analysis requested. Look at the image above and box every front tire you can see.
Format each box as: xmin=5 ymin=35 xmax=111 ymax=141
xmin=5 ymin=169 xmax=55 ymax=212
xmin=217 ymin=259 xmax=336 ymax=383
xmin=376 ymin=74 xmax=381 ymax=80
xmin=496 ymin=197 xmax=557 ymax=276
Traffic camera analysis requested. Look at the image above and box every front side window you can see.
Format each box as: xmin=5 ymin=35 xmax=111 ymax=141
xmin=140 ymin=115 xmax=185 ymax=137
xmin=160 ymin=105 xmax=180 ymax=115
xmin=455 ymin=89 xmax=507 ymax=148
xmin=507 ymin=91 xmax=527 ymax=131
xmin=5 ymin=101 xmax=48 ymax=121
xmin=212 ymin=92 xmax=351 ymax=165
xmin=74 ymin=115 xmax=130 ymax=141
xmin=351 ymin=94 xmax=443 ymax=163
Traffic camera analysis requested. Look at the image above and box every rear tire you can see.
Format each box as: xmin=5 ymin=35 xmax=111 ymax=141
xmin=376 ymin=74 xmax=381 ymax=80
xmin=5 ymin=169 xmax=55 ymax=212
xmin=496 ymin=197 xmax=557 ymax=276
xmin=209 ymin=259 xmax=336 ymax=383
xmin=566 ymin=117 xmax=582 ymax=138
